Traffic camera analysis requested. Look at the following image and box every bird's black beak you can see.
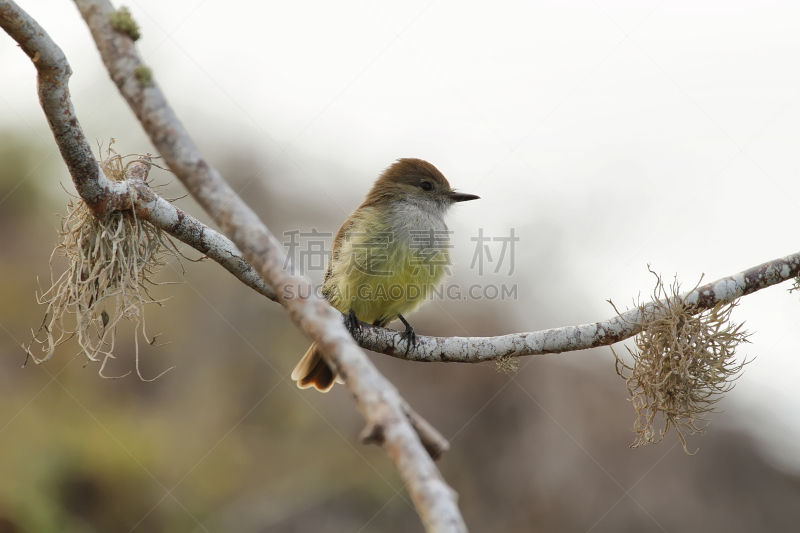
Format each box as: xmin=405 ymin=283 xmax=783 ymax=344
xmin=446 ymin=191 xmax=480 ymax=202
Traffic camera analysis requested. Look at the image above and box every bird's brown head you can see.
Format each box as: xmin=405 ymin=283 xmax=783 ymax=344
xmin=362 ymin=158 xmax=480 ymax=211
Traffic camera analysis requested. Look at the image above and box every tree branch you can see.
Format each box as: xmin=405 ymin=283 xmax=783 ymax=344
xmin=360 ymin=251 xmax=800 ymax=362
xmin=0 ymin=0 xmax=126 ymax=218
xmin=0 ymin=1 xmax=466 ymax=531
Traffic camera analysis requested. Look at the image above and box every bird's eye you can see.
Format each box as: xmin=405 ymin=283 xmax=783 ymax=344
xmin=420 ymin=181 xmax=432 ymax=191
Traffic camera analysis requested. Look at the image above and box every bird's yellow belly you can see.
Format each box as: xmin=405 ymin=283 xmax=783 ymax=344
xmin=345 ymin=251 xmax=447 ymax=325
xmin=323 ymin=208 xmax=450 ymax=326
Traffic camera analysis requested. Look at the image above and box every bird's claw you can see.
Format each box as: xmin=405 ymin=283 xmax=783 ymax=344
xmin=400 ymin=328 xmax=416 ymax=356
xmin=398 ymin=314 xmax=417 ymax=356
xmin=344 ymin=309 xmax=362 ymax=338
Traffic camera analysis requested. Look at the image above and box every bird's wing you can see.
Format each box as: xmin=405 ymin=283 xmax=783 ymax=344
xmin=322 ymin=215 xmax=357 ymax=295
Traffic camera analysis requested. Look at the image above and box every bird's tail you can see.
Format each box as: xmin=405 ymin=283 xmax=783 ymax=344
xmin=291 ymin=343 xmax=341 ymax=392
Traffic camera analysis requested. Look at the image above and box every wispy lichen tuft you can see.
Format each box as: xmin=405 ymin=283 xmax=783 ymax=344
xmin=610 ymin=268 xmax=751 ymax=454
xmin=109 ymin=6 xmax=140 ymax=41
xmin=24 ymin=140 xmax=180 ymax=380
xmin=495 ymin=354 xmax=519 ymax=374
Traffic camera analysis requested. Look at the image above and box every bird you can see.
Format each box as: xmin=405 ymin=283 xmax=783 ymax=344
xmin=291 ymin=158 xmax=480 ymax=392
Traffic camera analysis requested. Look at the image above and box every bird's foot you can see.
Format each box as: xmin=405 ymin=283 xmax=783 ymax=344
xmin=344 ymin=309 xmax=362 ymax=339
xmin=397 ymin=314 xmax=417 ymax=356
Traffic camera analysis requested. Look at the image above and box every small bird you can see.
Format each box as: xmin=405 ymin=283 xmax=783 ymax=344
xmin=291 ymin=158 xmax=480 ymax=392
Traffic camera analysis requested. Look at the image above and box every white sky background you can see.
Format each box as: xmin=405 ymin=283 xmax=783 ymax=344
xmin=2 ymin=0 xmax=799 ymax=469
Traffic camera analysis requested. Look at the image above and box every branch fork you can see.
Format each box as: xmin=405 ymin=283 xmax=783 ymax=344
xmin=1 ymin=1 xmax=465 ymax=530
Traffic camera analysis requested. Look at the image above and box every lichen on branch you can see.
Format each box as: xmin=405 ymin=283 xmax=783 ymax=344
xmin=25 ymin=142 xmax=181 ymax=380
xmin=108 ymin=6 xmax=139 ymax=41
xmin=611 ymin=269 xmax=751 ymax=453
